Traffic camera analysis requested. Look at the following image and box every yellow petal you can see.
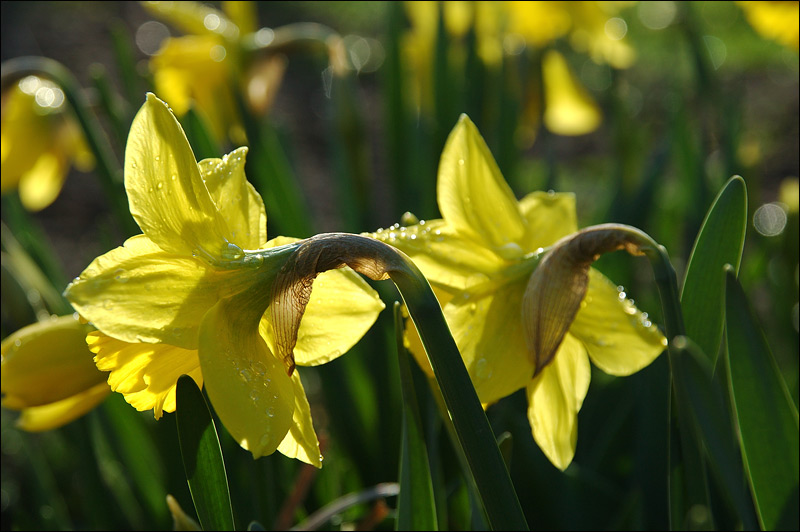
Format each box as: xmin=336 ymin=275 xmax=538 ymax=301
xmin=444 ymin=279 xmax=534 ymax=404
xmin=542 ymin=50 xmax=602 ymax=136
xmin=277 ymin=372 xmax=322 ymax=467
xmin=142 ymin=1 xmax=238 ymax=40
xmin=526 ymin=333 xmax=591 ymax=471
xmin=518 ymin=191 xmax=579 ymax=251
xmin=198 ymin=147 xmax=267 ymax=250
xmin=438 ymin=115 xmax=527 ymax=253
xmin=15 ymin=382 xmax=111 ymax=432
xmin=87 ymin=331 xmax=203 ymax=419
xmin=18 ymin=151 xmax=68 ymax=211
xmin=1 ymin=85 xmax=51 ymax=194
xmin=199 ymin=297 xmax=295 ymax=458
xmin=370 ymin=219 xmax=507 ymax=290
xmin=65 ymin=234 xmax=255 ymax=349
xmin=1 ymin=315 xmax=107 ymax=409
xmin=570 ymin=269 xmax=667 ymax=376
xmin=125 ymin=93 xmax=234 ymax=259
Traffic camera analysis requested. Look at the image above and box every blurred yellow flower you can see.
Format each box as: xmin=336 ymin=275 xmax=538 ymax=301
xmin=1 ymin=76 xmax=94 ymax=211
xmin=737 ymin=1 xmax=799 ymax=51
xmin=65 ymin=94 xmax=383 ymax=466
xmin=374 ymin=115 xmax=665 ymax=470
xmin=143 ymin=1 xmax=285 ymax=143
xmin=1 ymin=314 xmax=110 ymax=432
xmin=402 ymin=1 xmax=634 ymax=137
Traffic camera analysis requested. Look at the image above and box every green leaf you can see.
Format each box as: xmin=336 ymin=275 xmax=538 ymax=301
xmin=176 ymin=375 xmax=235 ymax=531
xmin=669 ymin=336 xmax=757 ymax=529
xmin=681 ymin=175 xmax=747 ymax=362
xmin=725 ymin=269 xmax=799 ymax=531
xmin=394 ymin=303 xmax=438 ymax=531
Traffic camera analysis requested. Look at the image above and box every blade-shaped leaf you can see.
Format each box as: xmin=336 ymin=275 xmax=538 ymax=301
xmin=176 ymin=375 xmax=235 ymax=531
xmin=394 ymin=302 xmax=438 ymax=531
xmin=725 ymin=269 xmax=799 ymax=531
xmin=681 ymin=175 xmax=747 ymax=362
xmin=670 ymin=336 xmax=757 ymax=529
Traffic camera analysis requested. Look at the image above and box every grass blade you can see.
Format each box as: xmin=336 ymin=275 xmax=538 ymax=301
xmin=176 ymin=375 xmax=235 ymax=531
xmin=725 ymin=269 xmax=799 ymax=530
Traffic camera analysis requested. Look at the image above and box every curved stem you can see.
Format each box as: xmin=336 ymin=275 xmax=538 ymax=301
xmin=268 ymin=233 xmax=529 ymax=530
xmin=1 ymin=56 xmax=137 ymax=234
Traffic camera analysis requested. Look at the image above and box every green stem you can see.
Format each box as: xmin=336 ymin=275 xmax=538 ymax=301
xmin=1 ymin=56 xmax=137 ymax=235
xmin=389 ymin=255 xmax=528 ymax=531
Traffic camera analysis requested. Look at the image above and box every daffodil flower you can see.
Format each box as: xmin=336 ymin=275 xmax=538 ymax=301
xmin=65 ymin=94 xmax=384 ymax=466
xmin=1 ymin=314 xmax=110 ymax=432
xmin=737 ymin=1 xmax=799 ymax=51
xmin=373 ymin=115 xmax=666 ymax=470
xmin=1 ymin=76 xmax=94 ymax=211
xmin=143 ymin=1 xmax=286 ymax=144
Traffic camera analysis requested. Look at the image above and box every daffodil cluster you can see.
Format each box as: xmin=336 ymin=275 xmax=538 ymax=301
xmin=402 ymin=1 xmax=636 ymax=139
xmin=373 ymin=115 xmax=666 ymax=470
xmin=64 ymin=94 xmax=384 ymax=465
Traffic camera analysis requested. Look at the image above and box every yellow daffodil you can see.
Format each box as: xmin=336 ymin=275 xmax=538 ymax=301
xmin=1 ymin=314 xmax=110 ymax=431
xmin=373 ymin=115 xmax=665 ymax=470
xmin=143 ymin=1 xmax=285 ymax=144
xmin=1 ymin=76 xmax=94 ymax=211
xmin=737 ymin=1 xmax=799 ymax=51
xmin=65 ymin=94 xmax=384 ymax=466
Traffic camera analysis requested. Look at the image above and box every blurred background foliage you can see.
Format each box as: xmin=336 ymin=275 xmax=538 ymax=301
xmin=1 ymin=1 xmax=797 ymax=530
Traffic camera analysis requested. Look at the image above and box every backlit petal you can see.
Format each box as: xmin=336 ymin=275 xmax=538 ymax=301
xmin=87 ymin=331 xmax=203 ymax=419
xmin=570 ymin=269 xmax=667 ymax=376
xmin=198 ymin=146 xmax=267 ymax=250
xmin=14 ymin=382 xmax=111 ymax=432
xmin=438 ymin=115 xmax=526 ymax=253
xmin=125 ymin=93 xmax=233 ymax=258
xmin=18 ymin=151 xmax=68 ymax=212
xmin=66 ymin=234 xmax=254 ymax=349
xmin=542 ymin=50 xmax=602 ymax=136
xmin=277 ymin=372 xmax=322 ymax=467
xmin=1 ymin=315 xmax=106 ymax=409
xmin=444 ymin=278 xmax=534 ymax=404
xmin=526 ymin=333 xmax=591 ymax=470
xmin=518 ymin=191 xmax=579 ymax=251
xmin=199 ymin=297 xmax=295 ymax=458
xmin=371 ymin=219 xmax=507 ymax=290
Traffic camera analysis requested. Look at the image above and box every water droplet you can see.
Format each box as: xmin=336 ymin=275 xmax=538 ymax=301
xmin=171 ymin=174 xmax=177 ymax=181
xmin=260 ymin=434 xmax=271 ymax=447
xmin=221 ymin=241 xmax=244 ymax=260
xmin=14 ymin=339 xmax=22 ymax=348
xmin=266 ymin=406 xmax=275 ymax=418
xmin=157 ymin=182 xmax=164 ymax=190
xmin=102 ymin=300 xmax=113 ymax=310
xmin=249 ymin=390 xmax=260 ymax=402
xmin=618 ymin=291 xmax=627 ymax=300
xmin=239 ymin=368 xmax=252 ymax=383
xmin=114 ymin=268 xmax=128 ymax=283
xmin=154 ymin=155 xmax=160 ymax=162
xmin=253 ymin=361 xmax=266 ymax=376
xmin=458 ymin=159 xmax=465 ymax=165
xmin=468 ymin=302 xmax=477 ymax=314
